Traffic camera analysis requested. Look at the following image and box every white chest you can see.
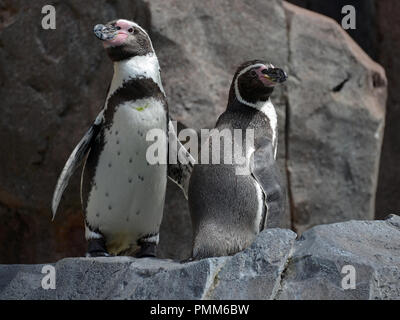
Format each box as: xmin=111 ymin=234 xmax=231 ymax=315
xmin=85 ymin=97 xmax=168 ymax=251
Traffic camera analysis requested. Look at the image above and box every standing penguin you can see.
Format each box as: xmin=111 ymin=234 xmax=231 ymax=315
xmin=188 ymin=60 xmax=287 ymax=259
xmin=52 ymin=19 xmax=193 ymax=258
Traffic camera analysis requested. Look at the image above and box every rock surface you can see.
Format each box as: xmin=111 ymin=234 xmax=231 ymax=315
xmin=0 ymin=0 xmax=387 ymax=263
xmin=277 ymin=214 xmax=400 ymax=299
xmin=287 ymin=0 xmax=400 ymax=238
xmin=283 ymin=3 xmax=386 ymax=233
xmin=1 ymin=215 xmax=399 ymax=300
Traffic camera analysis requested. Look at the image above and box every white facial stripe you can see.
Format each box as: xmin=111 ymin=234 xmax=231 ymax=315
xmin=233 ymin=63 xmax=278 ymax=159
xmin=234 ymin=63 xmax=266 ymax=107
xmin=117 ymin=19 xmax=148 ymax=35
xmin=237 ymin=63 xmax=266 ymax=77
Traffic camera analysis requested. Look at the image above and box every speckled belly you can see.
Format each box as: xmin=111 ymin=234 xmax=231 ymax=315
xmin=85 ymin=98 xmax=167 ymax=253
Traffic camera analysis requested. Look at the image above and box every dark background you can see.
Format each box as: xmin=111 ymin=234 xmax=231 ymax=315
xmin=0 ymin=0 xmax=398 ymax=264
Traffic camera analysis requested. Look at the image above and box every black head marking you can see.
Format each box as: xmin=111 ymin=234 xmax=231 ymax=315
xmin=227 ymin=60 xmax=287 ymax=107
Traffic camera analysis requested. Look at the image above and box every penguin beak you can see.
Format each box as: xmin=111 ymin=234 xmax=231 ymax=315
xmin=94 ymin=24 xmax=118 ymax=41
xmin=262 ymin=68 xmax=288 ymax=84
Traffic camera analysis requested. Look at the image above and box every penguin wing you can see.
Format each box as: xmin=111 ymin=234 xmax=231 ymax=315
xmin=51 ymin=111 xmax=104 ymax=219
xmin=250 ymin=138 xmax=286 ymax=230
xmin=167 ymin=119 xmax=195 ymax=199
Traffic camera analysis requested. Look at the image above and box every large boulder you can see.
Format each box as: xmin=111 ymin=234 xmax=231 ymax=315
xmin=1 ymin=216 xmax=399 ymax=300
xmin=287 ymin=0 xmax=400 ymax=224
xmin=283 ymin=3 xmax=386 ymax=233
xmin=277 ymin=215 xmax=400 ymax=299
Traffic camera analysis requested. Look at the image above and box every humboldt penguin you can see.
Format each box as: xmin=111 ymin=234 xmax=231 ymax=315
xmin=188 ymin=60 xmax=287 ymax=259
xmin=52 ymin=19 xmax=193 ymax=258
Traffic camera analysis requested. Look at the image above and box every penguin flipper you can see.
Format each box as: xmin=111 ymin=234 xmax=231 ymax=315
xmin=51 ymin=111 xmax=104 ymax=219
xmin=167 ymin=119 xmax=195 ymax=199
xmin=251 ymin=138 xmax=286 ymax=230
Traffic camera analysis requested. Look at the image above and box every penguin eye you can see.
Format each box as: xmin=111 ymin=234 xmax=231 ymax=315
xmin=250 ymin=70 xmax=257 ymax=77
xmin=116 ymin=26 xmax=121 ymax=30
xmin=128 ymin=28 xmax=133 ymax=33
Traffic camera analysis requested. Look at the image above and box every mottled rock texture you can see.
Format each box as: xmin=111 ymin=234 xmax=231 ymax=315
xmin=286 ymin=0 xmax=400 ymax=230
xmin=283 ymin=3 xmax=386 ymax=233
xmin=0 ymin=0 xmax=387 ymax=263
xmin=277 ymin=215 xmax=400 ymax=299
xmin=1 ymin=216 xmax=399 ymax=300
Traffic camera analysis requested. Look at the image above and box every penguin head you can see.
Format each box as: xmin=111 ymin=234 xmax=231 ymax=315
xmin=94 ymin=19 xmax=154 ymax=61
xmin=230 ymin=60 xmax=288 ymax=105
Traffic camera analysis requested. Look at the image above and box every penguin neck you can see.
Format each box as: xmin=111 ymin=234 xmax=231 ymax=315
xmin=107 ymin=52 xmax=165 ymax=100
xmin=230 ymin=91 xmax=278 ymax=152
xmin=231 ymin=95 xmax=276 ymax=117
xmin=232 ymin=83 xmax=273 ymax=113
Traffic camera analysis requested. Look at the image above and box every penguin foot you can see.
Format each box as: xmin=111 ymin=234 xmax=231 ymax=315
xmin=86 ymin=251 xmax=111 ymax=258
xmin=134 ymin=243 xmax=157 ymax=258
xmin=180 ymin=256 xmax=195 ymax=264
xmin=86 ymin=238 xmax=110 ymax=257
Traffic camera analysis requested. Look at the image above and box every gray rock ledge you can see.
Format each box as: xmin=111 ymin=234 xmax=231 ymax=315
xmin=1 ymin=215 xmax=399 ymax=300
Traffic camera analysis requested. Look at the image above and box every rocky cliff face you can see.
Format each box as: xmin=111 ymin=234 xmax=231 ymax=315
xmin=1 ymin=215 xmax=399 ymax=300
xmin=282 ymin=3 xmax=386 ymax=233
xmin=288 ymin=0 xmax=400 ymax=225
xmin=0 ymin=0 xmax=388 ymax=263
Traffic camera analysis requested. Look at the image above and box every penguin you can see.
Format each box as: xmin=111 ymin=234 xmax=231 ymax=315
xmin=52 ymin=19 xmax=193 ymax=258
xmin=188 ymin=60 xmax=288 ymax=260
